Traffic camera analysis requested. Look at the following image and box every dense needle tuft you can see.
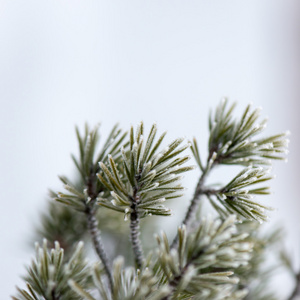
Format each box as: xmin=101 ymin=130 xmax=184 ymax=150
xmin=13 ymin=240 xmax=90 ymax=300
xmin=156 ymin=215 xmax=252 ymax=299
xmin=206 ymin=99 xmax=289 ymax=166
xmin=97 ymin=122 xmax=193 ymax=219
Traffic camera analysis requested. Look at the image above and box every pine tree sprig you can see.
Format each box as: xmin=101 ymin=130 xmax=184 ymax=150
xmin=203 ymin=166 xmax=273 ymax=222
xmin=174 ymin=100 xmax=289 ymax=247
xmin=70 ymin=257 xmax=171 ymax=300
xmin=157 ymin=215 xmax=252 ymax=299
xmin=207 ymin=99 xmax=289 ymax=166
xmin=98 ymin=122 xmax=193 ymax=268
xmin=13 ymin=240 xmax=91 ymax=300
xmin=98 ymin=122 xmax=193 ymax=219
xmin=53 ymin=124 xmax=128 ymax=292
xmin=54 ymin=124 xmax=128 ymax=211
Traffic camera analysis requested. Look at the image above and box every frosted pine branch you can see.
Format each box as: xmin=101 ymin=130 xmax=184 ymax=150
xmin=14 ymin=100 xmax=294 ymax=300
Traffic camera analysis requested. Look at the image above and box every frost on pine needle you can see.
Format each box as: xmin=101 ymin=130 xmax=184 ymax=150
xmin=205 ymin=99 xmax=289 ymax=166
xmin=97 ymin=122 xmax=193 ymax=268
xmin=54 ymin=124 xmax=128 ymax=211
xmin=13 ymin=240 xmax=91 ymax=300
xmin=184 ymin=100 xmax=289 ymax=229
xmin=206 ymin=166 xmax=274 ymax=222
xmin=155 ymin=215 xmax=253 ymax=299
xmin=69 ymin=257 xmax=171 ymax=300
xmin=14 ymin=100 xmax=296 ymax=300
xmin=97 ymin=122 xmax=193 ymax=219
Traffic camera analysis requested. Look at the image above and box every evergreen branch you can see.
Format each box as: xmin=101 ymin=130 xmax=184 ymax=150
xmin=54 ymin=124 xmax=128 ymax=211
xmin=208 ymin=99 xmax=289 ymax=166
xmin=15 ymin=101 xmax=291 ymax=299
xmin=98 ymin=122 xmax=192 ymax=218
xmin=204 ymin=166 xmax=273 ymax=222
xmin=70 ymin=257 xmax=171 ymax=300
xmin=13 ymin=240 xmax=91 ymax=300
xmin=98 ymin=122 xmax=193 ymax=268
xmin=53 ymin=124 xmax=129 ymax=293
xmin=157 ymin=216 xmax=252 ymax=299
xmin=173 ymin=100 xmax=288 ymax=247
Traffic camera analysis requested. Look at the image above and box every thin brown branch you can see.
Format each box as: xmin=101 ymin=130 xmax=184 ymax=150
xmin=170 ymin=168 xmax=209 ymax=249
xmin=86 ymin=206 xmax=113 ymax=291
xmin=86 ymin=173 xmax=113 ymax=291
xmin=130 ymin=190 xmax=144 ymax=269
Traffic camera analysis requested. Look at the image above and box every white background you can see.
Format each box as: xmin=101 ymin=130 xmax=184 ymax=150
xmin=0 ymin=1 xmax=299 ymax=298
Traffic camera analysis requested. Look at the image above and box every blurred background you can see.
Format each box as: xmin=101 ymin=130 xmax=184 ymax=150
xmin=0 ymin=0 xmax=299 ymax=298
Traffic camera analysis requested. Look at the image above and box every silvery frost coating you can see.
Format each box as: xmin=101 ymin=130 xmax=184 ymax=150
xmin=12 ymin=240 xmax=90 ymax=300
xmin=14 ymin=100 xmax=295 ymax=300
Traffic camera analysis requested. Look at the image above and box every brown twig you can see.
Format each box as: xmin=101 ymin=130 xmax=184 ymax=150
xmin=170 ymin=164 xmax=211 ymax=249
xmin=130 ymin=188 xmax=144 ymax=269
xmin=86 ymin=173 xmax=113 ymax=291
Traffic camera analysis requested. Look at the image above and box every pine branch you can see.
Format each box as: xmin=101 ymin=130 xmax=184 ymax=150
xmin=98 ymin=122 xmax=193 ymax=268
xmin=157 ymin=216 xmax=252 ymax=299
xmin=53 ymin=124 xmax=128 ymax=293
xmin=172 ymin=100 xmax=288 ymax=247
xmin=70 ymin=257 xmax=171 ymax=300
xmin=13 ymin=240 xmax=91 ymax=300
xmin=15 ymin=101 xmax=291 ymax=299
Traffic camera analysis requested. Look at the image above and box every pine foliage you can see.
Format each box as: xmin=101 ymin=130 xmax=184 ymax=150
xmin=98 ymin=122 xmax=193 ymax=218
xmin=36 ymin=200 xmax=87 ymax=256
xmin=69 ymin=258 xmax=170 ymax=300
xmin=155 ymin=215 xmax=251 ymax=299
xmin=189 ymin=99 xmax=288 ymax=223
xmin=13 ymin=240 xmax=90 ymax=300
xmin=55 ymin=124 xmax=127 ymax=211
xmin=14 ymin=100 xmax=297 ymax=300
xmin=206 ymin=166 xmax=273 ymax=222
xmin=206 ymin=100 xmax=288 ymax=166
